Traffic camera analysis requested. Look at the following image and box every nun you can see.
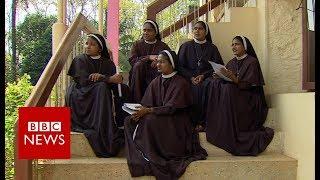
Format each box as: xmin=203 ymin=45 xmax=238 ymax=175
xmin=66 ymin=33 xmax=130 ymax=157
xmin=203 ymin=35 xmax=274 ymax=156
xmin=128 ymin=20 xmax=171 ymax=103
xmin=178 ymin=20 xmax=224 ymax=132
xmin=124 ymin=50 xmax=208 ymax=180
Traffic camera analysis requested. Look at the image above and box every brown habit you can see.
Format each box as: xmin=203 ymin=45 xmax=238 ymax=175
xmin=124 ymin=74 xmax=207 ymax=180
xmin=203 ymin=55 xmax=274 ymax=156
xmin=128 ymin=39 xmax=171 ymax=103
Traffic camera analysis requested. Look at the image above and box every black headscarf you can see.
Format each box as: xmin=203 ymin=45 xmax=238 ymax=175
xmin=159 ymin=50 xmax=178 ymax=70
xmin=87 ymin=33 xmax=111 ymax=59
xmin=142 ymin=19 xmax=161 ymax=41
xmin=195 ymin=20 xmax=212 ymax=43
xmin=233 ymin=36 xmax=258 ymax=59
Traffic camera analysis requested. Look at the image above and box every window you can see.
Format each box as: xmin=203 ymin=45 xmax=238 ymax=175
xmin=302 ymin=0 xmax=315 ymax=90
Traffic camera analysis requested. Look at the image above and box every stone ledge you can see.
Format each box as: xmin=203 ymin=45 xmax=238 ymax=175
xmin=38 ymin=153 xmax=297 ymax=180
xmin=71 ymin=129 xmax=284 ymax=158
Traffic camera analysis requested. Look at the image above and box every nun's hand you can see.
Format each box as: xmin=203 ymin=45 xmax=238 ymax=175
xmin=220 ymin=68 xmax=238 ymax=83
xmin=149 ymin=55 xmax=158 ymax=62
xmin=193 ymin=75 xmax=204 ymax=85
xmin=151 ymin=60 xmax=157 ymax=68
xmin=132 ymin=107 xmax=152 ymax=122
xmin=191 ymin=77 xmax=197 ymax=85
xmin=108 ymin=74 xmax=123 ymax=84
xmin=141 ymin=57 xmax=149 ymax=62
xmin=89 ymin=73 xmax=105 ymax=82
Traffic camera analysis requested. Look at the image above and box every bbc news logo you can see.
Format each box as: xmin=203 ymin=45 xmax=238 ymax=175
xmin=18 ymin=107 xmax=70 ymax=159
xmin=24 ymin=122 xmax=65 ymax=146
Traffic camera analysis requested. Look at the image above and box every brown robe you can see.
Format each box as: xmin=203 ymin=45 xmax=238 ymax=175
xmin=178 ymin=40 xmax=223 ymax=126
xmin=203 ymin=55 xmax=274 ymax=156
xmin=128 ymin=39 xmax=171 ymax=103
xmin=124 ymin=74 xmax=208 ymax=180
xmin=66 ymin=54 xmax=130 ymax=157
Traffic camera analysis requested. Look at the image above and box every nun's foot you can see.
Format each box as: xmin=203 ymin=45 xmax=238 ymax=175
xmin=195 ymin=125 xmax=205 ymax=132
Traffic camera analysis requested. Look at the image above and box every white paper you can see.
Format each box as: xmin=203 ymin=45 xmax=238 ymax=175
xmin=122 ymin=106 xmax=137 ymax=115
xmin=208 ymin=61 xmax=232 ymax=82
xmin=116 ymin=66 xmax=122 ymax=97
xmin=124 ymin=103 xmax=142 ymax=110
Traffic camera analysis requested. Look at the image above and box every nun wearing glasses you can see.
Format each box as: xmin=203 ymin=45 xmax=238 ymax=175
xmin=66 ymin=33 xmax=130 ymax=158
xmin=203 ymin=36 xmax=274 ymax=156
xmin=124 ymin=50 xmax=207 ymax=180
xmin=178 ymin=20 xmax=223 ymax=132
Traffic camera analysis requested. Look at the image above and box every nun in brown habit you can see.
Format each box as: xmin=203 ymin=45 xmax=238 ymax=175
xmin=124 ymin=50 xmax=207 ymax=180
xmin=128 ymin=20 xmax=171 ymax=103
xmin=177 ymin=20 xmax=223 ymax=132
xmin=203 ymin=36 xmax=274 ymax=156
xmin=66 ymin=33 xmax=130 ymax=157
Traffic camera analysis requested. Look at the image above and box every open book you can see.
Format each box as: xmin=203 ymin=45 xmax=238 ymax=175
xmin=208 ymin=61 xmax=232 ymax=82
xmin=122 ymin=103 xmax=142 ymax=115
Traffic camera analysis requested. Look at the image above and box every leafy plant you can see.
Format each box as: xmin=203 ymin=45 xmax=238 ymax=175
xmin=5 ymin=74 xmax=33 ymax=179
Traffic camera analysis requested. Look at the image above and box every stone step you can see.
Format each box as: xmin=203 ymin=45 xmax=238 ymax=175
xmin=70 ymin=108 xmax=279 ymax=157
xmin=37 ymin=153 xmax=297 ymax=180
xmin=71 ymin=130 xmax=283 ymax=158
xmin=70 ymin=132 xmax=125 ymax=158
xmin=199 ymin=131 xmax=284 ymax=156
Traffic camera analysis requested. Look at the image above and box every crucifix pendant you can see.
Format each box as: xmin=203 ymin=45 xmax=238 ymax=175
xmin=197 ymin=60 xmax=201 ymax=67
xmin=236 ymin=70 xmax=240 ymax=77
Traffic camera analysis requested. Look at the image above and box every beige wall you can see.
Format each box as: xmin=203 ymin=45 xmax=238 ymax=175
xmin=270 ymin=93 xmax=315 ymax=180
xmin=209 ymin=7 xmax=260 ymax=67
xmin=208 ymin=0 xmax=304 ymax=95
xmin=266 ymin=0 xmax=304 ymax=94
xmin=209 ymin=7 xmax=270 ymax=91
xmin=196 ymin=2 xmax=314 ymax=179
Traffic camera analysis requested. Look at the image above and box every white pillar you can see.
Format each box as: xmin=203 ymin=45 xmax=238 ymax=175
xmin=51 ymin=0 xmax=68 ymax=106
xmin=98 ymin=0 xmax=104 ymax=34
xmin=52 ymin=0 xmax=67 ymax=54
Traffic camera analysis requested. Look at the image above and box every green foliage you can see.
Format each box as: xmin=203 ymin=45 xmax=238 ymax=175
xmin=117 ymin=0 xmax=142 ymax=72
xmin=5 ymin=54 xmax=15 ymax=85
xmin=16 ymin=13 xmax=56 ymax=85
xmin=115 ymin=0 xmax=198 ymax=72
xmin=157 ymin=0 xmax=199 ymax=49
xmin=119 ymin=51 xmax=131 ymax=72
xmin=5 ymin=74 xmax=33 ymax=180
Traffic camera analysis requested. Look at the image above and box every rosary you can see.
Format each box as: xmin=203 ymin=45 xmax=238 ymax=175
xmin=236 ymin=60 xmax=244 ymax=78
xmin=194 ymin=44 xmax=206 ymax=67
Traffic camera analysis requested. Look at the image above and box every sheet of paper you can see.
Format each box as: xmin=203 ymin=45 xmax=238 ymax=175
xmin=124 ymin=103 xmax=142 ymax=111
xmin=208 ymin=61 xmax=232 ymax=82
xmin=122 ymin=106 xmax=137 ymax=115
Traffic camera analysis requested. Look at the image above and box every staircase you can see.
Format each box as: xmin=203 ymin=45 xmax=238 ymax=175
xmin=25 ymin=2 xmax=299 ymax=180
xmin=37 ymin=108 xmax=297 ymax=179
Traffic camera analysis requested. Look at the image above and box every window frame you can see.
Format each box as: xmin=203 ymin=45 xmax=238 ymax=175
xmin=302 ymin=0 xmax=315 ymax=90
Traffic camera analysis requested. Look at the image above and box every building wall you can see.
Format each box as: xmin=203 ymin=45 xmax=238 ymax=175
xmin=266 ymin=0 xmax=305 ymax=94
xmin=209 ymin=7 xmax=259 ymax=64
xmin=270 ymin=93 xmax=315 ymax=180
xmin=208 ymin=7 xmax=263 ymax=84
xmin=208 ymin=0 xmax=304 ymax=95
xmin=200 ymin=2 xmax=314 ymax=179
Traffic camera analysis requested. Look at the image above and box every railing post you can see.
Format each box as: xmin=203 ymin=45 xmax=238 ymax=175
xmin=14 ymin=123 xmax=33 ymax=180
xmin=146 ymin=0 xmax=178 ymax=21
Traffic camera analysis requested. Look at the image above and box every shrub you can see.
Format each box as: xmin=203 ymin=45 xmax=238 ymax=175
xmin=5 ymin=74 xmax=33 ymax=179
